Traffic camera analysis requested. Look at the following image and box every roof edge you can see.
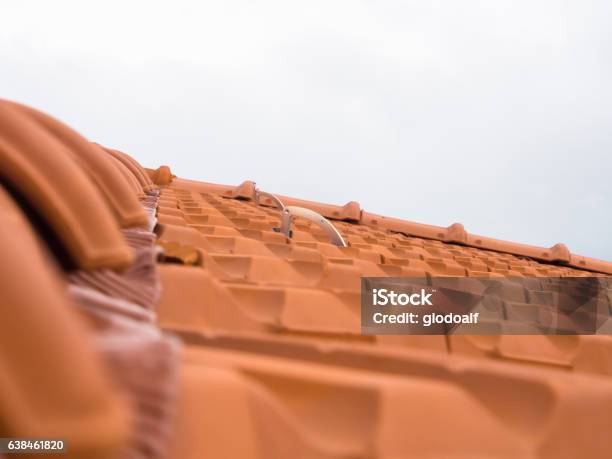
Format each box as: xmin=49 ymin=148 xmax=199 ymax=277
xmin=169 ymin=177 xmax=612 ymax=275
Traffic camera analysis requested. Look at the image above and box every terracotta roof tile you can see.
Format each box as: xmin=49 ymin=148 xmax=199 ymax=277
xmin=0 ymin=99 xmax=133 ymax=270
xmin=108 ymin=153 xmax=147 ymax=198
xmin=147 ymin=165 xmax=175 ymax=186
xmin=103 ymin=147 xmax=156 ymax=192
xmin=180 ymin=177 xmax=612 ymax=274
xmin=2 ymin=101 xmax=612 ymax=458
xmin=176 ymin=336 xmax=612 ymax=459
xmin=0 ymin=184 xmax=130 ymax=457
xmin=10 ymin=103 xmax=148 ymax=228
xmin=157 ymin=181 xmax=612 ymax=376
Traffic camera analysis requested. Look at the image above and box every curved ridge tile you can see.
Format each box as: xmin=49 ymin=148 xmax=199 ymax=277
xmin=0 ymin=185 xmax=130 ymax=458
xmin=122 ymin=150 xmax=156 ymax=188
xmin=103 ymin=147 xmax=155 ymax=191
xmin=11 ymin=102 xmax=148 ymax=228
xmin=0 ymin=99 xmax=133 ymax=270
xmin=107 ymin=153 xmax=146 ymax=198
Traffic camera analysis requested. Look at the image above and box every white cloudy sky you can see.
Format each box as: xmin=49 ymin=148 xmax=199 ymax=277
xmin=1 ymin=1 xmax=610 ymax=260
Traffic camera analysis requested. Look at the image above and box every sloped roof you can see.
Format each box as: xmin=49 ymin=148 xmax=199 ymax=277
xmin=2 ymin=98 xmax=612 ymax=459
xmin=171 ymin=177 xmax=612 ymax=274
xmin=152 ymin=172 xmax=612 ymax=458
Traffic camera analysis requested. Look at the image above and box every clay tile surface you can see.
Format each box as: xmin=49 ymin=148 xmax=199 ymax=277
xmin=0 ymin=99 xmax=133 ymax=270
xmin=0 ymin=184 xmax=130 ymax=458
xmin=12 ymin=102 xmax=148 ymax=228
xmin=103 ymin=147 xmax=156 ymax=192
xmin=152 ymin=176 xmax=612 ymax=458
xmin=223 ymin=180 xmax=257 ymax=200
xmin=3 ymin=101 xmax=612 ymax=459
xmin=109 ymin=153 xmax=147 ymax=198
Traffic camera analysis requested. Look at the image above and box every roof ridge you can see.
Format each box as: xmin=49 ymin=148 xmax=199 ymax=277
xmin=166 ymin=176 xmax=612 ymax=275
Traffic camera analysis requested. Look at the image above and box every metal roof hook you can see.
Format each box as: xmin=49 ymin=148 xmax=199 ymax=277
xmin=255 ymin=188 xmax=346 ymax=247
xmin=280 ymin=206 xmax=347 ymax=247
xmin=255 ymin=189 xmax=285 ymax=211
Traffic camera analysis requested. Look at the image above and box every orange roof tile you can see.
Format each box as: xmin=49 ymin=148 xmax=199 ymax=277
xmin=147 ymin=165 xmax=176 ymax=186
xmin=172 ymin=176 xmax=612 ymax=275
xmin=103 ymin=147 xmax=156 ymax=192
xmin=0 ymin=100 xmax=133 ymax=270
xmin=0 ymin=183 xmax=130 ymax=458
xmin=12 ymin=103 xmax=148 ymax=228
xmin=156 ymin=178 xmax=612 ymax=375
xmin=2 ymin=101 xmax=612 ymax=459
xmin=108 ymin=152 xmax=147 ymax=198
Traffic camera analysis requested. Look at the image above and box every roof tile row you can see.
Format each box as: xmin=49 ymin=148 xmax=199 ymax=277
xmin=181 ymin=177 xmax=612 ymax=274
xmin=2 ymin=99 xmax=612 ymax=458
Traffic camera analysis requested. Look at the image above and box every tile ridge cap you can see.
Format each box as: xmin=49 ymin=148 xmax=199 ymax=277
xmin=172 ymin=176 xmax=612 ymax=275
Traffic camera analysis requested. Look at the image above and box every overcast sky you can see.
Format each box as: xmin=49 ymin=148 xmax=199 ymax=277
xmin=1 ymin=1 xmax=610 ymax=260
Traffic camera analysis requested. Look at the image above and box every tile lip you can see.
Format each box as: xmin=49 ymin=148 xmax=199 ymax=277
xmin=0 ymin=99 xmax=134 ymax=270
xmin=10 ymin=104 xmax=148 ymax=229
xmin=169 ymin=177 xmax=612 ymax=275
